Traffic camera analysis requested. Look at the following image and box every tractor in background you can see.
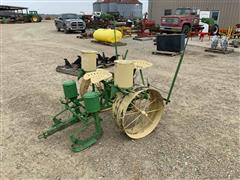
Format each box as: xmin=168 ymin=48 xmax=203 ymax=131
xmin=24 ymin=11 xmax=42 ymax=23
xmin=0 ymin=5 xmax=42 ymax=23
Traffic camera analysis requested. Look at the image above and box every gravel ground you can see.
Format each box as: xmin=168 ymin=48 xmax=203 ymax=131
xmin=1 ymin=21 xmax=240 ymax=179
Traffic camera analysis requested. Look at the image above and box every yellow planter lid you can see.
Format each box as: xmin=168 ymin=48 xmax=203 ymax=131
xmin=80 ymin=50 xmax=98 ymax=54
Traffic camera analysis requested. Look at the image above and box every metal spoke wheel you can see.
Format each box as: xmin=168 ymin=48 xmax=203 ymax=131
xmin=112 ymin=88 xmax=164 ymax=139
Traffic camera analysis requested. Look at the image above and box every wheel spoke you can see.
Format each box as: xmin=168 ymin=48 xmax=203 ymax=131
xmin=132 ymin=115 xmax=145 ymax=129
xmin=144 ymin=99 xmax=157 ymax=110
xmin=124 ymin=113 xmax=142 ymax=129
xmin=146 ymin=108 xmax=162 ymax=114
xmin=130 ymin=102 xmax=143 ymax=112
xmin=125 ymin=111 xmax=141 ymax=116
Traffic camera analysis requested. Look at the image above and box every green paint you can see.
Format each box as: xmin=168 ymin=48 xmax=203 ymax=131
xmin=113 ymin=21 xmax=118 ymax=60
xmin=39 ymin=63 xmax=150 ymax=152
xmin=39 ymin=79 xmax=115 ymax=152
xmin=166 ymin=36 xmax=190 ymax=104
xmin=63 ymin=80 xmax=78 ymax=99
xmin=83 ymin=92 xmax=100 ymax=113
xmin=140 ymin=69 xmax=145 ymax=86
xmin=123 ymin=49 xmax=129 ymax=60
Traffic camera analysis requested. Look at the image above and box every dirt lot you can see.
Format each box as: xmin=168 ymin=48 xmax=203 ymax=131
xmin=1 ymin=20 xmax=240 ymax=179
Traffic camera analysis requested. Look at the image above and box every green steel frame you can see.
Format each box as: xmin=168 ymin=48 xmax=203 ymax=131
xmin=38 ymin=26 xmax=189 ymax=152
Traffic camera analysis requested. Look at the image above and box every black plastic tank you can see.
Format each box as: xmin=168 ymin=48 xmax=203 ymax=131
xmin=155 ymin=34 xmax=185 ymax=52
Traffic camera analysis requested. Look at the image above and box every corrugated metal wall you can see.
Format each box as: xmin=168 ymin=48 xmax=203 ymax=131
xmin=118 ymin=4 xmax=142 ymax=18
xmin=109 ymin=3 xmax=118 ymax=12
xmin=93 ymin=3 xmax=101 ymax=12
xmin=148 ymin=0 xmax=240 ymax=28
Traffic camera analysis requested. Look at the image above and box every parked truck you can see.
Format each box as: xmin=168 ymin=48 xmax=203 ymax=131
xmin=55 ymin=13 xmax=86 ymax=33
xmin=160 ymin=8 xmax=201 ymax=35
xmin=160 ymin=8 xmax=220 ymax=35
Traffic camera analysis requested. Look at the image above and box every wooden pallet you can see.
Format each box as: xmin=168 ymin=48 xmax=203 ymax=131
xmin=76 ymin=32 xmax=93 ymax=39
xmin=205 ymin=48 xmax=234 ymax=54
xmin=229 ymin=41 xmax=240 ymax=48
xmin=91 ymin=40 xmax=127 ymax=46
xmin=76 ymin=35 xmax=91 ymax=39
xmin=56 ymin=66 xmax=78 ymax=76
xmin=133 ymin=36 xmax=154 ymax=41
xmin=152 ymin=50 xmax=180 ymax=56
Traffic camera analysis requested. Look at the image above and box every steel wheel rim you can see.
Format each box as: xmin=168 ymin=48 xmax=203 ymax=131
xmin=113 ymin=88 xmax=164 ymax=139
xmin=112 ymin=92 xmax=124 ymax=129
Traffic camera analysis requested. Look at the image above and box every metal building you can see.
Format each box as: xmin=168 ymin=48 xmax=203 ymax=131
xmin=148 ymin=0 xmax=240 ymax=28
xmin=93 ymin=0 xmax=143 ymax=19
xmin=0 ymin=5 xmax=28 ymax=18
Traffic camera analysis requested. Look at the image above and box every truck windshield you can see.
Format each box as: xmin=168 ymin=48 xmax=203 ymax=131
xmin=175 ymin=8 xmax=192 ymax=15
xmin=62 ymin=14 xmax=79 ymax=19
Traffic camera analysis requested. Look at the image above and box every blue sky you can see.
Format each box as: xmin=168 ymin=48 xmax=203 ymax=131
xmin=1 ymin=0 xmax=148 ymax=14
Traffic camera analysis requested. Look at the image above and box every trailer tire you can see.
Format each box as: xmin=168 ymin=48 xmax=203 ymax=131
xmin=210 ymin=24 xmax=219 ymax=35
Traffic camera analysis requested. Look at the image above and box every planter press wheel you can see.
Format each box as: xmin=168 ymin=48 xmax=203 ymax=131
xmin=112 ymin=88 xmax=164 ymax=139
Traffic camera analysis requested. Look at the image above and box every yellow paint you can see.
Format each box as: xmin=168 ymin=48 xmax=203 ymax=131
xmin=93 ymin=29 xmax=122 ymax=43
xmin=81 ymin=50 xmax=98 ymax=72
xmin=114 ymin=60 xmax=134 ymax=89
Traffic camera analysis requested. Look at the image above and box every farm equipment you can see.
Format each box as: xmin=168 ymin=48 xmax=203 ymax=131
xmin=219 ymin=24 xmax=240 ymax=39
xmin=82 ymin=12 xmax=127 ymax=29
xmin=24 ymin=10 xmax=42 ymax=22
xmin=133 ymin=12 xmax=157 ymax=39
xmin=39 ymin=31 xmax=189 ymax=152
xmin=0 ymin=5 xmax=41 ymax=23
xmin=205 ymin=35 xmax=234 ymax=54
xmin=91 ymin=27 xmax=127 ymax=46
xmin=56 ymin=52 xmax=118 ymax=76
xmin=201 ymin=18 xmax=219 ymax=35
xmin=93 ymin=29 xmax=123 ymax=43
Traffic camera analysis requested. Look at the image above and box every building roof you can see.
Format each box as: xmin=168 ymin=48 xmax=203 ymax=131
xmin=94 ymin=0 xmax=142 ymax=4
xmin=0 ymin=5 xmax=28 ymax=11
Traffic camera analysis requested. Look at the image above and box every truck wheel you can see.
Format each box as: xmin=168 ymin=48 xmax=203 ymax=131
xmin=81 ymin=30 xmax=86 ymax=33
xmin=56 ymin=27 xmax=61 ymax=32
xmin=63 ymin=26 xmax=69 ymax=34
xmin=182 ymin=25 xmax=190 ymax=35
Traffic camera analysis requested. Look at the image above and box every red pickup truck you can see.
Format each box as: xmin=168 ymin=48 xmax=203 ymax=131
xmin=160 ymin=8 xmax=201 ymax=35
